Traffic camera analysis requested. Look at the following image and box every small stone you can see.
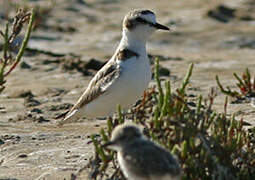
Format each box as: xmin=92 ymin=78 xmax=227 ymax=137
xmin=187 ymin=101 xmax=196 ymax=107
xmin=37 ymin=116 xmax=50 ymax=123
xmin=46 ymin=88 xmax=66 ymax=97
xmin=0 ymin=139 xmax=4 ymax=145
xmin=0 ymin=106 xmax=6 ymax=113
xmin=18 ymin=154 xmax=28 ymax=158
xmin=207 ymin=5 xmax=236 ymax=23
xmin=240 ymin=15 xmax=254 ymax=21
xmin=42 ymin=59 xmax=60 ymax=65
xmin=158 ymin=66 xmax=170 ymax=76
xmin=188 ymin=94 xmax=196 ymax=98
xmin=46 ymin=103 xmax=72 ymax=111
xmin=85 ymin=58 xmax=105 ymax=71
xmin=61 ymin=57 xmax=92 ymax=76
xmin=9 ymin=90 xmax=34 ymax=98
xmin=240 ymin=40 xmax=255 ymax=49
xmin=20 ymin=61 xmax=31 ymax=69
xmin=31 ymin=108 xmax=43 ymax=114
xmin=73 ymin=135 xmax=81 ymax=139
xmin=24 ymin=97 xmax=41 ymax=107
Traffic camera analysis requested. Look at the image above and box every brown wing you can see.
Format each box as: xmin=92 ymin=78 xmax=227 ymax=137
xmin=59 ymin=48 xmax=138 ymax=123
xmin=67 ymin=61 xmax=121 ymax=114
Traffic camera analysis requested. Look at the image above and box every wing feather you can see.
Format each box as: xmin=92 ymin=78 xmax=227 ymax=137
xmin=76 ymin=61 xmax=120 ymax=108
xmin=59 ymin=48 xmax=138 ymax=125
xmin=58 ymin=61 xmax=121 ymax=125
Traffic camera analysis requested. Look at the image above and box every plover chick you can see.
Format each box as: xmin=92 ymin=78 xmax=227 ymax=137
xmin=103 ymin=123 xmax=181 ymax=180
xmin=59 ymin=9 xmax=169 ymax=125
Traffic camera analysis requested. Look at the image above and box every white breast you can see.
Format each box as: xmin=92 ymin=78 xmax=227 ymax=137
xmin=117 ymin=54 xmax=151 ymax=102
xmin=83 ymin=55 xmax=151 ymax=118
xmin=118 ymin=152 xmax=149 ymax=180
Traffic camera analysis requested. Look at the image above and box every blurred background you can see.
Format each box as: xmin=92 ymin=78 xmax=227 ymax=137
xmin=0 ymin=0 xmax=254 ymax=179
xmin=0 ymin=0 xmax=254 ymax=119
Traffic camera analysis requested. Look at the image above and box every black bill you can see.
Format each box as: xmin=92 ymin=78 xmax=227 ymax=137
xmin=102 ymin=141 xmax=115 ymax=148
xmin=153 ymin=23 xmax=170 ymax=31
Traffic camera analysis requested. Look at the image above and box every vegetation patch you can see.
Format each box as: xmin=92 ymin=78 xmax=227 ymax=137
xmin=216 ymin=68 xmax=255 ymax=104
xmin=81 ymin=59 xmax=255 ymax=180
xmin=0 ymin=8 xmax=34 ymax=93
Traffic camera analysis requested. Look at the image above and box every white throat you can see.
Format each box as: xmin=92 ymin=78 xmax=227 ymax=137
xmin=117 ymin=29 xmax=147 ymax=55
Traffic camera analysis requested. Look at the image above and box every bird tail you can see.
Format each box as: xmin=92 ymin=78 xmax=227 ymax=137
xmin=55 ymin=110 xmax=69 ymax=119
xmin=57 ymin=109 xmax=80 ymax=126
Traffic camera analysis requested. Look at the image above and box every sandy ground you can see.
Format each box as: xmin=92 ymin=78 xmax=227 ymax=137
xmin=0 ymin=0 xmax=255 ymax=179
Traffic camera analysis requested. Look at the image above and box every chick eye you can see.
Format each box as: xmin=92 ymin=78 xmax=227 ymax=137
xmin=118 ymin=135 xmax=127 ymax=141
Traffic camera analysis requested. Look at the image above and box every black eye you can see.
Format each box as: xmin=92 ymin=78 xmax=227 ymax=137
xmin=118 ymin=135 xmax=127 ymax=141
xmin=135 ymin=17 xmax=154 ymax=27
xmin=136 ymin=17 xmax=147 ymax=24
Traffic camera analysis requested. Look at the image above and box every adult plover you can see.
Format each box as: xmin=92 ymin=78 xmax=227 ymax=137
xmin=103 ymin=123 xmax=181 ymax=180
xmin=59 ymin=9 xmax=169 ymax=125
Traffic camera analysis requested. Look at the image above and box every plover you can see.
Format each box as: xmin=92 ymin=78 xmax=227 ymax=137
xmin=103 ymin=123 xmax=181 ymax=180
xmin=59 ymin=9 xmax=169 ymax=125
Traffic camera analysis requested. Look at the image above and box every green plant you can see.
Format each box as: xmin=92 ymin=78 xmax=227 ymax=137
xmin=85 ymin=59 xmax=255 ymax=180
xmin=2 ymin=0 xmax=54 ymax=30
xmin=216 ymin=68 xmax=255 ymax=102
xmin=0 ymin=8 xmax=34 ymax=93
